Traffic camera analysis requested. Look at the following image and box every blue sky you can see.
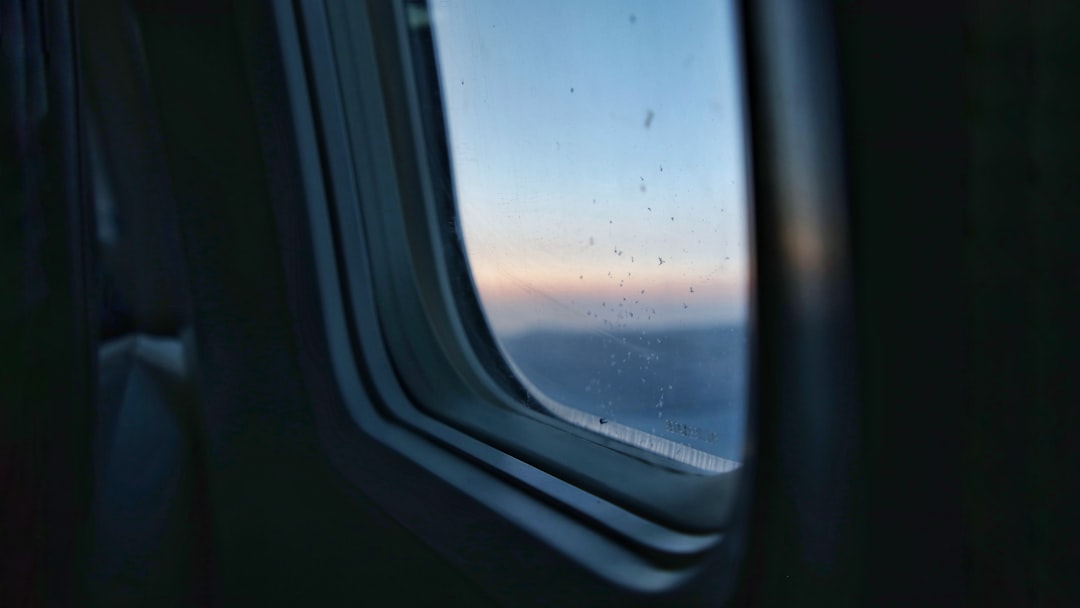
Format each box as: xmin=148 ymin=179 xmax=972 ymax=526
xmin=428 ymin=0 xmax=749 ymax=336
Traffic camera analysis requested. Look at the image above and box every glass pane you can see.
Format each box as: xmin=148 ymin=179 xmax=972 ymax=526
xmin=428 ymin=0 xmax=750 ymax=471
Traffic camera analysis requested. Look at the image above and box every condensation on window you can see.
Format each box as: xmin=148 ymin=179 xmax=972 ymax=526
xmin=427 ymin=0 xmax=750 ymax=472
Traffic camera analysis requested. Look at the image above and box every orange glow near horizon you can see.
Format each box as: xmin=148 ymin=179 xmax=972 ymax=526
xmin=468 ymin=260 xmax=748 ymax=335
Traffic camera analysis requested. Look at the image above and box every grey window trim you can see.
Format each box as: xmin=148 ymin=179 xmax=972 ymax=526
xmin=311 ymin=0 xmax=755 ymax=533
xmin=270 ymin=0 xmax=754 ymax=590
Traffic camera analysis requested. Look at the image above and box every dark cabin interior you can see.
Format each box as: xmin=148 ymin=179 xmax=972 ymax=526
xmin=2 ymin=1 xmax=1078 ymax=605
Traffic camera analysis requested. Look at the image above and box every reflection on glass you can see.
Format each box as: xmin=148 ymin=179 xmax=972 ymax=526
xmin=428 ymin=0 xmax=750 ymax=471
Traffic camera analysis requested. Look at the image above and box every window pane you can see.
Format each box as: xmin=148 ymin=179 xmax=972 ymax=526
xmin=428 ymin=0 xmax=750 ymax=471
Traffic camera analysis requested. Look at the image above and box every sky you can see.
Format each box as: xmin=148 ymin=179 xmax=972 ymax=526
xmin=427 ymin=0 xmax=750 ymax=337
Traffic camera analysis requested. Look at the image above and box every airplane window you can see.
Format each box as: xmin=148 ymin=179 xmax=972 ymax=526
xmin=423 ymin=0 xmax=751 ymax=472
